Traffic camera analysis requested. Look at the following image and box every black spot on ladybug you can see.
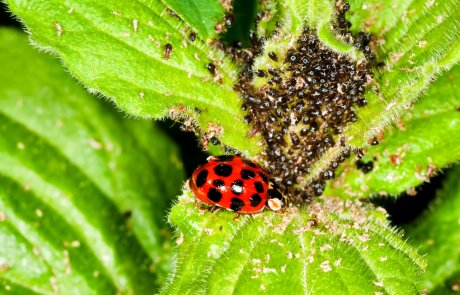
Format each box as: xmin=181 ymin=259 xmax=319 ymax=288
xmin=254 ymin=181 xmax=264 ymax=193
xmin=215 ymin=155 xmax=234 ymax=162
xmin=195 ymin=169 xmax=208 ymax=187
xmin=231 ymin=180 xmax=244 ymax=195
xmin=241 ymin=169 xmax=256 ymax=179
xmin=214 ymin=164 xmax=233 ymax=176
xmin=212 ymin=179 xmax=225 ymax=188
xmin=259 ymin=173 xmax=269 ymax=184
xmin=249 ymin=194 xmax=262 ymax=207
xmin=208 ymin=188 xmax=222 ymax=202
xmin=230 ymin=197 xmax=245 ymax=211
xmin=242 ymin=159 xmax=257 ymax=168
xmin=163 ymin=43 xmax=172 ymax=60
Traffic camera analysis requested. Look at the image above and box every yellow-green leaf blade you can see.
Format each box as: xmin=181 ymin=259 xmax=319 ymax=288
xmin=0 ymin=28 xmax=184 ymax=292
xmin=5 ymin=0 xmax=260 ymax=155
xmin=325 ymin=64 xmax=460 ymax=198
xmin=406 ymin=165 xmax=460 ymax=293
xmin=163 ymin=190 xmax=426 ymax=294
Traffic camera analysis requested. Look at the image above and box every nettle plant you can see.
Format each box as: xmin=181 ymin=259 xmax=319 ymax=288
xmin=0 ymin=0 xmax=459 ymax=294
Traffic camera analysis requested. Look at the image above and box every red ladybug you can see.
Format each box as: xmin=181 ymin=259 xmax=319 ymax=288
xmin=189 ymin=155 xmax=285 ymax=214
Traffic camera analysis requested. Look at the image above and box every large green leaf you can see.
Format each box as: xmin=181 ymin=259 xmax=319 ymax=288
xmin=345 ymin=0 xmax=460 ymax=147
xmin=325 ymin=64 xmax=460 ymax=197
xmin=4 ymin=0 xmax=261 ymax=155
xmin=163 ymin=0 xmax=226 ymax=40
xmin=163 ymin=191 xmax=426 ymax=294
xmin=0 ymin=28 xmax=184 ymax=293
xmin=406 ymin=166 xmax=460 ymax=293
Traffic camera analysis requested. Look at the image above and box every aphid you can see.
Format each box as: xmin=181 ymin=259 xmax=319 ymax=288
xmin=290 ymin=132 xmax=300 ymax=146
xmin=207 ymin=63 xmax=217 ymax=75
xmin=163 ymin=43 xmax=172 ymax=60
xmin=356 ymin=160 xmax=374 ymax=173
xmin=225 ymin=13 xmax=234 ymax=27
xmin=210 ymin=136 xmax=220 ymax=145
xmin=254 ymin=69 xmax=267 ymax=77
xmin=268 ymin=51 xmax=278 ymax=61
xmin=369 ymin=137 xmax=379 ymax=145
xmin=355 ymin=149 xmax=365 ymax=159
xmin=189 ymin=155 xmax=285 ymax=214
xmin=189 ymin=32 xmax=196 ymax=42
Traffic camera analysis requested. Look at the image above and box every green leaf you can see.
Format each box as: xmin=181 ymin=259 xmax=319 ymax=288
xmin=345 ymin=0 xmax=460 ymax=147
xmin=329 ymin=0 xmax=460 ymax=188
xmin=0 ymin=28 xmax=184 ymax=293
xmin=163 ymin=0 xmax=227 ymax=39
xmin=5 ymin=0 xmax=261 ymax=155
xmin=325 ymin=64 xmax=460 ymax=198
xmin=406 ymin=165 xmax=460 ymax=293
xmin=163 ymin=191 xmax=426 ymax=294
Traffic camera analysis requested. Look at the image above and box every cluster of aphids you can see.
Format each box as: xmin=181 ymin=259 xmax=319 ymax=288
xmin=233 ymin=3 xmax=374 ymax=203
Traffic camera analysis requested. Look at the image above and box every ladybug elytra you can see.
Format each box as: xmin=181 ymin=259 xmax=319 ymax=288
xmin=189 ymin=155 xmax=285 ymax=214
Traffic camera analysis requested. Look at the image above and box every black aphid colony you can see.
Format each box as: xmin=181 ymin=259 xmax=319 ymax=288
xmin=234 ymin=25 xmax=372 ymax=203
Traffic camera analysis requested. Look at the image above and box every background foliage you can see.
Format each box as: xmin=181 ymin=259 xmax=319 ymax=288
xmin=0 ymin=0 xmax=459 ymax=294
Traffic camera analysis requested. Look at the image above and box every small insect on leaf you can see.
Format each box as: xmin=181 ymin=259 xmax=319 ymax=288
xmin=189 ymin=155 xmax=285 ymax=214
xmin=164 ymin=43 xmax=173 ymax=60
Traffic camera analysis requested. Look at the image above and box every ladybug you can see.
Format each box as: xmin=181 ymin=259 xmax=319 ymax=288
xmin=189 ymin=155 xmax=285 ymax=214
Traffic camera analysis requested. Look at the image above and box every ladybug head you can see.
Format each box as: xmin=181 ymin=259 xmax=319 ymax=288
xmin=266 ymin=181 xmax=286 ymax=211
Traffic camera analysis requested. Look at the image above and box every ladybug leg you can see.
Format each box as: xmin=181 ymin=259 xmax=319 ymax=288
xmin=233 ymin=213 xmax=241 ymax=221
xmin=195 ymin=199 xmax=208 ymax=211
xmin=210 ymin=206 xmax=221 ymax=214
xmin=274 ymin=207 xmax=288 ymax=214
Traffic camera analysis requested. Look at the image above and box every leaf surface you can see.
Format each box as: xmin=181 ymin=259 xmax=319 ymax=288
xmin=406 ymin=166 xmax=460 ymax=293
xmin=0 ymin=28 xmax=184 ymax=293
xmin=163 ymin=191 xmax=426 ymax=295
xmin=345 ymin=0 xmax=460 ymax=147
xmin=163 ymin=0 xmax=226 ymax=39
xmin=325 ymin=65 xmax=460 ymax=197
xmin=5 ymin=0 xmax=260 ymax=155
